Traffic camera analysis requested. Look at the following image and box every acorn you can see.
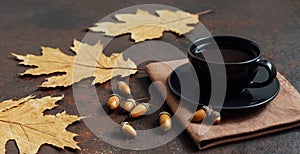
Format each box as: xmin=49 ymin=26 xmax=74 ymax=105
xmin=130 ymin=103 xmax=150 ymax=118
xmin=107 ymin=94 xmax=120 ymax=110
xmin=121 ymin=122 xmax=137 ymax=137
xmin=123 ymin=98 xmax=136 ymax=112
xmin=191 ymin=109 xmax=206 ymax=122
xmin=159 ymin=111 xmax=172 ymax=131
xmin=215 ymin=116 xmax=221 ymax=125
xmin=118 ymin=81 xmax=131 ymax=96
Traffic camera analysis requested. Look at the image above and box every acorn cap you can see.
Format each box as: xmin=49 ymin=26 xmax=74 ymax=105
xmin=159 ymin=111 xmax=171 ymax=117
xmin=126 ymin=98 xmax=136 ymax=105
xmin=121 ymin=122 xmax=129 ymax=126
xmin=140 ymin=103 xmax=150 ymax=111
xmin=111 ymin=94 xmax=120 ymax=99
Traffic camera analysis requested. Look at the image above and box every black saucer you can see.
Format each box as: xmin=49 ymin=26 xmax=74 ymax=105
xmin=168 ymin=63 xmax=280 ymax=110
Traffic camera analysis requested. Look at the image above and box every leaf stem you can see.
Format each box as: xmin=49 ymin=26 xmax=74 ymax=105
xmin=196 ymin=9 xmax=214 ymax=16
xmin=72 ymin=61 xmax=145 ymax=71
xmin=135 ymin=96 xmax=152 ymax=102
xmin=95 ymin=66 xmax=145 ymax=71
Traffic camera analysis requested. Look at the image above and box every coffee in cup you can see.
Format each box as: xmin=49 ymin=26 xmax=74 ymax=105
xmin=188 ymin=36 xmax=277 ymax=96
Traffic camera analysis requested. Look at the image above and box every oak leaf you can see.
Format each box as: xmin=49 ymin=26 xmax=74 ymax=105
xmin=89 ymin=9 xmax=201 ymax=42
xmin=0 ymin=95 xmax=80 ymax=154
xmin=12 ymin=40 xmax=137 ymax=88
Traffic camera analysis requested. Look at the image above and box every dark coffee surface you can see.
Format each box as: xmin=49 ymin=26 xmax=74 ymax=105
xmin=194 ymin=48 xmax=256 ymax=63
xmin=219 ymin=48 xmax=255 ymax=62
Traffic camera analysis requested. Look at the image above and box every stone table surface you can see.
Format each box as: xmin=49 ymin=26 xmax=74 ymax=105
xmin=0 ymin=0 xmax=299 ymax=153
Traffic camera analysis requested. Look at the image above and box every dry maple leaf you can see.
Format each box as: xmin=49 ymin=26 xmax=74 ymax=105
xmin=12 ymin=40 xmax=137 ymax=88
xmin=0 ymin=95 xmax=80 ymax=153
xmin=89 ymin=9 xmax=211 ymax=42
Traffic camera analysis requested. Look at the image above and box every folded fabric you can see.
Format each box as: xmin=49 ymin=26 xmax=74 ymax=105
xmin=145 ymin=59 xmax=300 ymax=150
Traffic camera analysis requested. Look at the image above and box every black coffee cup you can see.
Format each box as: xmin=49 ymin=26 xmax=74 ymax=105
xmin=188 ymin=36 xmax=277 ymax=96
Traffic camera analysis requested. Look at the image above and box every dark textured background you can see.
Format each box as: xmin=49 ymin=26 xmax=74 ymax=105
xmin=0 ymin=0 xmax=299 ymax=153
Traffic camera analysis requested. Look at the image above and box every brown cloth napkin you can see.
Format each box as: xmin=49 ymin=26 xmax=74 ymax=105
xmin=145 ymin=59 xmax=300 ymax=150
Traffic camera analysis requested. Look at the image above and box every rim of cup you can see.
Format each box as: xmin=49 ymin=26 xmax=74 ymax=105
xmin=187 ymin=35 xmax=262 ymax=65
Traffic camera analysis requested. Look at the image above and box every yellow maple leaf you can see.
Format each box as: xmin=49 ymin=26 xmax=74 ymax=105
xmin=0 ymin=95 xmax=80 ymax=154
xmin=89 ymin=9 xmax=211 ymax=42
xmin=12 ymin=40 xmax=137 ymax=87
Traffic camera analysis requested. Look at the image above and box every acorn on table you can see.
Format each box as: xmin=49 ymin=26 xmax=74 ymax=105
xmin=122 ymin=98 xmax=136 ymax=112
xmin=107 ymin=94 xmax=120 ymax=110
xmin=118 ymin=81 xmax=131 ymax=96
xmin=121 ymin=122 xmax=137 ymax=137
xmin=159 ymin=111 xmax=172 ymax=131
xmin=130 ymin=103 xmax=150 ymax=118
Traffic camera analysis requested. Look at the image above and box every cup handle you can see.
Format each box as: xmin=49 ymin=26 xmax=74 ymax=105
xmin=248 ymin=59 xmax=277 ymax=88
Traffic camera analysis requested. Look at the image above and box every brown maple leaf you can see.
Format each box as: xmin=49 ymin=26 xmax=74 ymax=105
xmin=0 ymin=95 xmax=80 ymax=153
xmin=12 ymin=40 xmax=137 ymax=88
xmin=89 ymin=9 xmax=212 ymax=42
